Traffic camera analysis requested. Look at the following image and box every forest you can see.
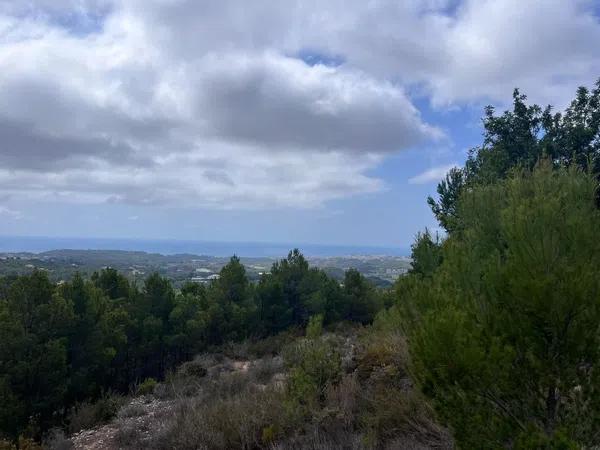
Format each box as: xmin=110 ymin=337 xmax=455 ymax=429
xmin=1 ymin=80 xmax=600 ymax=448
xmin=0 ymin=249 xmax=384 ymax=441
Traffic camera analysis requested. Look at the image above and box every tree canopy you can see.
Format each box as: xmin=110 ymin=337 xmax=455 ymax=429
xmin=0 ymin=251 xmax=382 ymax=442
xmin=429 ymin=80 xmax=600 ymax=232
xmin=398 ymin=79 xmax=600 ymax=447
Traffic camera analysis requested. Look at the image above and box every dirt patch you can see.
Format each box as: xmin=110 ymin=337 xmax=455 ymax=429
xmin=71 ymin=397 xmax=175 ymax=450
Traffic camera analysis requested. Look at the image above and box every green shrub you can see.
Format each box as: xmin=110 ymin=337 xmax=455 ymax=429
xmin=284 ymin=336 xmax=342 ymax=406
xmin=305 ymin=314 xmax=323 ymax=339
xmin=407 ymin=164 xmax=600 ymax=447
xmin=261 ymin=424 xmax=277 ymax=445
xmin=514 ymin=428 xmax=579 ymax=450
xmin=136 ymin=378 xmax=157 ymax=396
xmin=180 ymin=360 xmax=207 ymax=378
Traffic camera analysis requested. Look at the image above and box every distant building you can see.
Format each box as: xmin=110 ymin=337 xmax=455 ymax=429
xmin=385 ymin=268 xmax=408 ymax=275
xmin=190 ymin=273 xmax=220 ymax=283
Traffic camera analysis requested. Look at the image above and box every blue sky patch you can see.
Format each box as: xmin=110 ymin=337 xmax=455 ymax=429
xmin=295 ymin=49 xmax=345 ymax=67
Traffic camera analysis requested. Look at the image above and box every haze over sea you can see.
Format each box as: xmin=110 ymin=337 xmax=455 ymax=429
xmin=0 ymin=236 xmax=409 ymax=258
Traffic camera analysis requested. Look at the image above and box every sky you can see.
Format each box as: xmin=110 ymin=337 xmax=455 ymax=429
xmin=1 ymin=0 xmax=600 ymax=250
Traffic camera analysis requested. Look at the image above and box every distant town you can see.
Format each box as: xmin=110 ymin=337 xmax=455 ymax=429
xmin=0 ymin=249 xmax=411 ymax=288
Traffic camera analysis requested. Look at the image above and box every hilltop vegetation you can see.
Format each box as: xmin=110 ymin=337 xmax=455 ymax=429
xmin=400 ymin=79 xmax=600 ymax=447
xmin=1 ymin=81 xmax=600 ymax=448
xmin=0 ymin=249 xmax=386 ymax=445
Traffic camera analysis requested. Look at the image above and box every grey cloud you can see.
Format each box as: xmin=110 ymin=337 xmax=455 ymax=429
xmin=1 ymin=0 xmax=599 ymax=210
xmin=0 ymin=0 xmax=442 ymax=211
xmin=196 ymin=54 xmax=440 ymax=153
xmin=0 ymin=119 xmax=153 ymax=170
xmin=0 ymin=147 xmax=383 ymax=209
xmin=117 ymin=0 xmax=600 ymax=108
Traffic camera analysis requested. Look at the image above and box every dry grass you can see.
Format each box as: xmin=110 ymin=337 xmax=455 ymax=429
xmin=146 ymin=387 xmax=296 ymax=450
xmin=110 ymin=328 xmax=451 ymax=450
xmin=42 ymin=429 xmax=74 ymax=450
xmin=67 ymin=392 xmax=127 ymax=434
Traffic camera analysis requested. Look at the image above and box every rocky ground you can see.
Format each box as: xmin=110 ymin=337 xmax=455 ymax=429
xmin=70 ymin=356 xmax=278 ymax=450
xmin=63 ymin=331 xmax=451 ymax=450
xmin=71 ymin=397 xmax=175 ymax=449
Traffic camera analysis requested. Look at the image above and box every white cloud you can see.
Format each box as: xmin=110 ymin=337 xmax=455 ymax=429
xmin=0 ymin=0 xmax=599 ymax=210
xmin=0 ymin=148 xmax=384 ymax=209
xmin=0 ymin=206 xmax=22 ymax=219
xmin=408 ymin=163 xmax=458 ymax=185
xmin=0 ymin=2 xmax=442 ymax=209
xmin=301 ymin=0 xmax=600 ymax=107
xmin=428 ymin=0 xmax=600 ymax=107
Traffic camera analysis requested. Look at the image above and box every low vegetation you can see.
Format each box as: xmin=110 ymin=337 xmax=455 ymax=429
xmin=105 ymin=319 xmax=451 ymax=450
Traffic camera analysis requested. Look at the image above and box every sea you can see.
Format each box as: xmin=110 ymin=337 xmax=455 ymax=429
xmin=0 ymin=235 xmax=409 ymax=258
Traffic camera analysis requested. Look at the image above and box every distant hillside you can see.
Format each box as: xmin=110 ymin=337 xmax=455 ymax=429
xmin=0 ymin=249 xmax=410 ymax=287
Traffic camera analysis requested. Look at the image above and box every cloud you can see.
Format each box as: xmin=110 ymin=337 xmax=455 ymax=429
xmin=427 ymin=0 xmax=600 ymax=107
xmin=0 ymin=148 xmax=384 ymax=209
xmin=0 ymin=0 xmax=599 ymax=211
xmin=409 ymin=163 xmax=458 ymax=185
xmin=0 ymin=2 xmax=443 ymax=209
xmin=0 ymin=206 xmax=22 ymax=219
xmin=195 ymin=52 xmax=442 ymax=153
xmin=319 ymin=0 xmax=600 ymax=107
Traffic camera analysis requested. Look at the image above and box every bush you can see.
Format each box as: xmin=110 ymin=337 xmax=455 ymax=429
xmin=305 ymin=314 xmax=323 ymax=339
xmin=359 ymin=384 xmax=449 ymax=447
xmin=323 ymin=373 xmax=360 ymax=429
xmin=67 ymin=392 xmax=126 ymax=433
xmin=152 ymin=371 xmax=201 ymax=400
xmin=232 ymin=328 xmax=302 ymax=359
xmin=284 ymin=335 xmax=342 ymax=406
xmin=407 ymin=164 xmax=600 ymax=447
xmin=272 ymin=428 xmax=364 ymax=449
xmin=179 ymin=361 xmax=207 ymax=378
xmin=117 ymin=402 xmax=146 ymax=419
xmin=0 ymin=437 xmax=42 ymax=450
xmin=136 ymin=378 xmax=157 ymax=396
xmin=114 ymin=418 xmax=144 ymax=449
xmin=42 ymin=429 xmax=74 ymax=450
xmin=355 ymin=330 xmax=407 ymax=383
xmin=248 ymin=356 xmax=284 ymax=385
xmin=151 ymin=387 xmax=298 ymax=449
